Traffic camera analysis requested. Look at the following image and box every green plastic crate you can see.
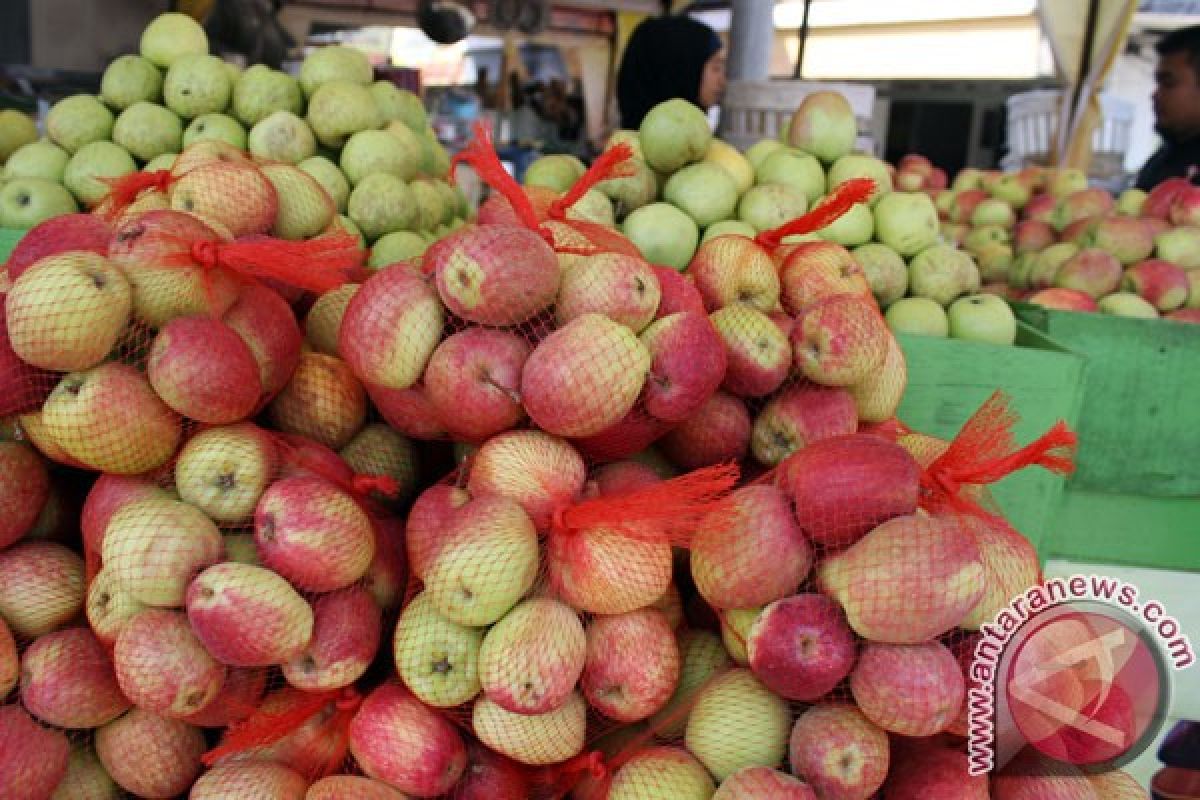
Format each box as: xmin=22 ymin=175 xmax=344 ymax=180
xmin=1014 ymin=303 xmax=1200 ymax=497
xmin=0 ymin=228 xmax=23 ymax=264
xmin=896 ymin=322 xmax=1086 ymax=556
xmin=1046 ymin=488 xmax=1200 ymax=571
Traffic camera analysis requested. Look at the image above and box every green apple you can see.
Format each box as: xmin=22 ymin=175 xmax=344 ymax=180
xmin=738 ymin=184 xmax=807 ymax=232
xmin=1116 ymin=187 xmax=1147 ymax=216
xmin=46 ymin=95 xmax=114 ymax=154
xmin=885 ymin=296 xmax=948 ymax=337
xmin=853 ymin=242 xmax=908 ymax=307
xmin=432 ymin=181 xmax=460 ymax=226
xmin=370 ymin=81 xmax=427 ymax=131
xmin=873 ymin=191 xmax=940 ymax=257
xmin=63 ymin=141 xmax=137 ymax=207
xmin=143 ymin=153 xmax=177 ymax=173
xmin=4 ymin=141 xmax=69 ymax=182
xmin=720 ymin=607 xmax=761 ymax=666
xmin=247 ymin=110 xmax=316 ymax=164
xmin=393 ymin=591 xmax=483 ymax=707
xmin=826 ymin=154 xmax=893 ymax=205
xmin=307 ymin=82 xmax=381 ymax=149
xmin=704 ymin=138 xmax=754 ymax=195
xmin=347 ymin=173 xmax=416 ymax=240
xmin=639 ymin=98 xmax=711 ymax=174
xmin=298 ymin=155 xmax=350 ymax=213
xmin=989 ymin=174 xmax=1031 ymax=209
xmin=140 ymin=12 xmax=209 ymax=68
xmin=744 ymin=139 xmax=784 ymax=172
xmin=685 ymin=668 xmax=790 ymax=781
xmin=417 ymin=127 xmax=451 ymax=177
xmin=1098 ymin=291 xmax=1159 ymax=319
xmin=369 ymin=230 xmax=427 ymax=269
xmin=817 ymin=198 xmax=873 ymax=246
xmin=164 ymin=54 xmax=232 ymax=119
xmin=261 ymin=164 xmax=335 ymax=240
xmin=232 ymin=65 xmax=303 ymax=127
xmin=341 ymin=129 xmax=419 ymax=185
xmin=331 ymin=214 xmax=366 ymax=248
xmin=963 ymin=224 xmax=1009 ymax=255
xmin=787 ymin=90 xmax=857 ymax=164
xmin=408 ymin=180 xmax=445 ymax=232
xmin=595 ymin=156 xmax=657 ymax=218
xmin=607 ymin=747 xmax=715 ymax=800
xmin=623 ymin=202 xmax=699 ymax=270
xmin=0 ymin=110 xmax=37 ymax=162
xmin=112 ymin=102 xmax=183 ymax=162
xmin=663 ymin=162 xmax=738 ymax=229
xmin=702 ymin=219 xmax=757 ymax=243
xmin=970 ymin=197 xmax=1016 ymax=229
xmin=523 ymin=154 xmax=585 ymax=193
xmin=648 ymin=629 xmax=732 ymax=738
xmin=299 ymin=45 xmax=373 ymax=97
xmin=947 ymin=293 xmax=1016 ymax=344
xmin=908 ymin=244 xmax=979 ymax=306
xmin=182 ymin=113 xmax=246 ymax=150
xmin=101 ymin=55 xmax=163 ymax=110
xmin=756 ymin=148 xmax=825 ymax=205
xmin=565 ymin=187 xmax=614 ymax=227
xmin=0 ymin=178 xmax=78 ymax=227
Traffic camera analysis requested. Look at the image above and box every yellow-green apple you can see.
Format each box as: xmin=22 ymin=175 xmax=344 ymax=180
xmin=86 ymin=566 xmax=148 ymax=646
xmin=466 ymin=430 xmax=586 ymax=529
xmin=175 ymin=422 xmax=278 ymax=524
xmin=339 ymin=264 xmax=444 ymax=391
xmin=0 ymin=705 xmax=71 ymax=800
xmin=971 ymin=197 xmax=1017 ymax=229
xmin=521 ymin=313 xmax=651 ymax=438
xmin=705 ymin=138 xmax=756 ymax=194
xmin=108 ymin=210 xmax=239 ymax=326
xmin=947 ymin=293 xmax=1017 ymax=345
xmin=778 ymin=241 xmax=870 ymax=314
xmin=710 ymin=304 xmax=791 ymax=397
xmin=721 ymin=606 xmax=762 ymax=666
xmin=557 ymin=253 xmax=661 ymax=332
xmin=963 ymin=224 xmax=1009 ymax=255
xmin=190 ymin=761 xmax=308 ymax=800
xmin=960 ymin=517 xmax=1040 ymax=630
xmin=547 ymin=516 xmax=673 ymax=615
xmin=1115 ymin=188 xmax=1147 ymax=216
xmin=424 ymin=327 xmax=530 ymax=442
xmin=908 ymin=244 xmax=979 ymax=306
xmin=751 ymin=382 xmax=857 ymax=466
xmin=691 ymin=485 xmax=811 ymax=610
xmin=852 ymin=641 xmax=963 ymax=737
xmin=639 ymin=311 xmax=727 ymax=422
xmin=283 ymin=585 xmax=380 ymax=691
xmin=788 ymin=91 xmax=855 ymax=165
xmin=1124 ymin=258 xmax=1190 ymax=311
xmin=1054 ymin=248 xmax=1122 ymax=299
xmin=1085 ymin=215 xmax=1155 ymax=265
xmin=222 ymin=283 xmax=304 ymax=402
xmin=990 ymin=174 xmax=1033 ymax=210
xmin=0 ymin=541 xmax=83 ymax=638
xmin=948 ymin=189 xmax=987 ymax=225
xmin=424 ymin=495 xmax=539 ymax=626
xmin=660 ymin=390 xmax=751 ymax=470
xmin=1099 ymin=291 xmax=1160 ymax=318
xmin=339 ymin=423 xmax=419 ymax=503
xmin=1029 ymin=242 xmax=1080 ymax=289
xmin=745 ymin=138 xmax=784 ymax=172
xmin=788 ymin=703 xmax=888 ymax=800
xmin=688 ymin=234 xmax=781 ymax=313
xmin=1027 ymin=287 xmax=1099 ymax=312
xmin=405 ymin=485 xmax=471 ymax=580
xmin=640 ymin=98 xmax=712 ymax=172
xmin=819 ymin=513 xmax=985 ymax=642
xmin=94 ymin=708 xmax=205 ymax=799
xmin=852 ymin=242 xmax=907 ymax=307
xmin=1155 ymin=226 xmax=1200 ymax=268
xmin=827 ymin=154 xmax=892 ymax=205
xmin=305 ymin=283 xmax=359 ymax=356
xmin=473 ymin=690 xmax=587 ymax=766
xmin=147 ymin=315 xmax=262 ymax=424
xmin=479 ymin=597 xmax=586 ymax=714
xmin=817 ymin=198 xmax=874 ymax=247
xmin=255 ymin=475 xmax=374 ymax=592
xmin=428 ymin=226 xmax=560 ymax=326
xmin=747 ymin=593 xmax=856 ymax=702
xmin=523 ymin=154 xmax=585 ymax=192
xmin=848 ymin=333 xmax=906 ymax=423
xmin=1054 ymin=188 xmax=1115 ymax=231
xmin=81 ymin=475 xmax=171 ymax=568
xmin=582 ymin=608 xmax=679 ymax=721
xmin=186 ymin=562 xmax=314 ymax=666
xmin=975 ymin=242 xmax=1014 ymax=283
xmin=307 ymin=775 xmax=411 ymax=800
xmin=103 ymin=493 xmax=222 ymax=607
xmin=1023 ymin=192 xmax=1058 ymax=226
xmin=686 ymin=667 xmax=791 ymax=781
xmin=21 ymin=626 xmax=130 ymax=728
xmin=1048 ymin=168 xmax=1089 ymax=198
xmin=895 ymin=170 xmax=925 ymax=192
xmin=261 ymin=163 xmax=336 ymax=240
xmin=113 ymin=608 xmax=225 ymax=718
xmin=715 ymin=766 xmax=818 ymax=799
xmin=738 ymin=184 xmax=809 ymax=233
xmin=792 ymin=294 xmax=889 ymax=386
xmin=933 ymin=188 xmax=955 ymax=219
xmin=606 ymin=747 xmax=716 ymax=800
xmin=170 ymin=160 xmax=278 ymax=237
xmin=268 ymin=352 xmax=366 ymax=450
xmin=5 ymin=251 xmax=131 ymax=372
xmin=0 ymin=441 xmax=49 ymax=548
xmin=180 ymin=666 xmax=267 ymax=728
xmin=648 ymin=629 xmax=731 ymax=738
xmin=394 ymin=590 xmax=483 ymax=707
xmin=1014 ymin=219 xmax=1057 ymax=254
xmin=665 ymin=162 xmax=740 ymax=228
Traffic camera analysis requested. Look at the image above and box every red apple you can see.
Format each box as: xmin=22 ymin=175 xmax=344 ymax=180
xmin=557 ymin=251 xmax=661 ymax=330
xmin=1054 ymin=248 xmax=1122 ymax=299
xmin=0 ymin=441 xmax=49 ymax=548
xmin=0 ymin=540 xmax=85 ymax=638
xmin=114 ymin=608 xmax=225 ymax=719
xmin=21 ymin=626 xmax=130 ymax=728
xmin=850 ymin=640 xmax=965 ymax=736
xmin=0 ymin=705 xmax=70 ymax=800
xmin=582 ymin=608 xmax=680 ymax=722
xmin=949 ymin=189 xmax=988 ymax=224
xmin=572 ymin=407 xmax=670 ymax=462
xmin=660 ymin=390 xmax=751 ymax=470
xmin=992 ymin=748 xmax=1100 ymax=800
xmin=147 ymin=314 xmax=262 ymax=423
xmin=424 ymin=326 xmax=530 ymax=442
xmin=688 ymin=235 xmax=780 ymax=312
xmin=789 ymin=704 xmax=888 ymax=800
xmin=406 ymin=484 xmax=471 ymax=580
xmin=884 ymin=743 xmax=989 ymax=799
xmin=1144 ymin=177 xmax=1193 ymax=219
xmin=710 ymin=304 xmax=791 ymax=398
xmin=4 ymin=213 xmax=111 ymax=282
xmin=654 ymin=264 xmax=707 ymax=317
xmin=747 ymin=593 xmax=857 ymax=702
xmin=478 ymin=597 xmax=586 ymax=715
xmin=267 ymin=352 xmax=367 ymax=450
xmin=750 ymin=382 xmax=857 ymax=466
xmin=779 ymin=240 xmax=871 ymax=314
xmin=367 ymin=382 xmax=447 ymax=440
xmin=451 ymin=740 xmax=531 ymax=800
xmin=791 ymin=294 xmax=888 ymax=387
xmin=95 ymin=708 xmax=205 ymax=799
xmin=179 ymin=666 xmax=268 ymax=728
xmin=283 ymin=585 xmax=381 ymax=691
xmin=1014 ymin=219 xmax=1057 ymax=254
xmin=307 ymin=775 xmax=411 ymax=799
xmin=466 ymin=429 xmax=586 ymax=530
xmin=190 ymin=761 xmax=308 ymax=800
xmin=1123 ymin=258 xmax=1190 ymax=311
xmin=716 ymin=767 xmax=817 ymax=799
xmin=1027 ymin=288 xmax=1099 ymax=312
xmin=591 ymin=460 xmax=662 ymax=496
xmin=222 ymin=283 xmax=303 ymax=402
xmin=640 ymin=311 xmax=727 ymax=422
xmin=1086 ymin=215 xmax=1155 ymax=265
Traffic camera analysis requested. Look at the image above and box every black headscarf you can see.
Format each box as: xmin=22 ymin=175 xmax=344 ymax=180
xmin=617 ymin=15 xmax=723 ymax=130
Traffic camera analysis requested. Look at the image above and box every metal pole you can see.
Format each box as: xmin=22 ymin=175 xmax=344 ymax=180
xmin=1061 ymin=0 xmax=1100 ymax=164
xmin=793 ymin=0 xmax=812 ymax=79
xmin=728 ymin=0 xmax=774 ymax=81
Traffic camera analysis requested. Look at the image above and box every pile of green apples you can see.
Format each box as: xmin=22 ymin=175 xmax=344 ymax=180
xmin=0 ymin=12 xmax=466 ymax=265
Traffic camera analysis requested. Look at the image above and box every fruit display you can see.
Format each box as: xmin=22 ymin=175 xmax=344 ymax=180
xmin=0 ymin=14 xmax=1142 ymax=797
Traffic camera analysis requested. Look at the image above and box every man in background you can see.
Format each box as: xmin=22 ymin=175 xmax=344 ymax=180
xmin=1137 ymin=24 xmax=1200 ymax=188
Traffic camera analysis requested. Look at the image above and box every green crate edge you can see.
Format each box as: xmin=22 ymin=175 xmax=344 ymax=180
xmin=1046 ymin=488 xmax=1200 ymax=571
xmin=1014 ymin=301 xmax=1200 ymax=497
xmin=895 ymin=321 xmax=1087 ymax=557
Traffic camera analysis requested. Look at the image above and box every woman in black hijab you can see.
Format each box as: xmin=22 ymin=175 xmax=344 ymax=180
xmin=617 ymin=15 xmax=727 ymax=130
